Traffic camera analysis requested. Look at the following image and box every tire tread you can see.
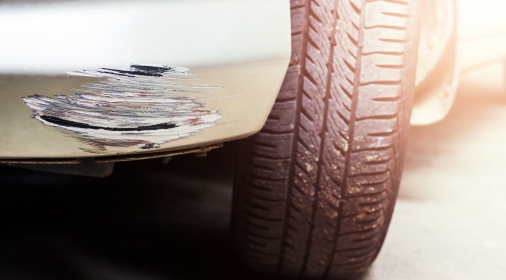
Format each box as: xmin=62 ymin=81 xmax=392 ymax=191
xmin=232 ymin=0 xmax=418 ymax=278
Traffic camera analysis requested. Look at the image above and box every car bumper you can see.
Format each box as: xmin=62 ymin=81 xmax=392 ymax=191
xmin=0 ymin=0 xmax=291 ymax=159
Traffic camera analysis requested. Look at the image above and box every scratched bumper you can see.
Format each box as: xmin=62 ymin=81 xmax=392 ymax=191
xmin=0 ymin=0 xmax=291 ymax=158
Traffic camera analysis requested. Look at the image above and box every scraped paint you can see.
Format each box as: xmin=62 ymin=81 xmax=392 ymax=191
xmin=23 ymin=64 xmax=221 ymax=153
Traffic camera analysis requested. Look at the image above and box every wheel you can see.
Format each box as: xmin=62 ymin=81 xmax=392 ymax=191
xmin=231 ymin=0 xmax=419 ymax=279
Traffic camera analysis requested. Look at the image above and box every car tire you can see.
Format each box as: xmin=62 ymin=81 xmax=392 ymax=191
xmin=231 ymin=0 xmax=419 ymax=279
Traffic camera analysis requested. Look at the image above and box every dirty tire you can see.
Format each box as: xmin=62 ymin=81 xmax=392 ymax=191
xmin=231 ymin=0 xmax=419 ymax=279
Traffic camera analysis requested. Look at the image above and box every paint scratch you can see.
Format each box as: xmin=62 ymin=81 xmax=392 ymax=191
xmin=23 ymin=64 xmax=222 ymax=153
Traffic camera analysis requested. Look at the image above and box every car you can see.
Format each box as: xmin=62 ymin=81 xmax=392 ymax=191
xmin=1 ymin=0 xmax=505 ymax=278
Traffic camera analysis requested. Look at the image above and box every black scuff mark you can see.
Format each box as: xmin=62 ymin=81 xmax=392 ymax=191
xmin=40 ymin=115 xmax=178 ymax=131
xmin=98 ymin=64 xmax=180 ymax=77
xmin=140 ymin=143 xmax=159 ymax=150
xmin=23 ymin=64 xmax=222 ymax=153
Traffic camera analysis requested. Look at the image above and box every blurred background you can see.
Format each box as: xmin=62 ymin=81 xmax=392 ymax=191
xmin=1 ymin=62 xmax=506 ymax=279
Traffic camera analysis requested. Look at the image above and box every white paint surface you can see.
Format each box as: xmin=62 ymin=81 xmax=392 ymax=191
xmin=0 ymin=0 xmax=290 ymax=74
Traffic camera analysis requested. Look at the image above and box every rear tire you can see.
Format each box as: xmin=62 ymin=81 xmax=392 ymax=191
xmin=231 ymin=0 xmax=419 ymax=278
